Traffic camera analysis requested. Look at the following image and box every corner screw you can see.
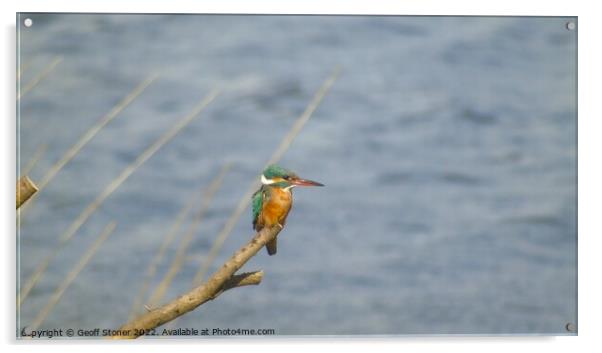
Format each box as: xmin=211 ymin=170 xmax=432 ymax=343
xmin=566 ymin=22 xmax=575 ymax=31
xmin=565 ymin=322 xmax=576 ymax=332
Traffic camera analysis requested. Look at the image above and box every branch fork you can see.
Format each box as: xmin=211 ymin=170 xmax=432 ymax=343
xmin=113 ymin=226 xmax=280 ymax=339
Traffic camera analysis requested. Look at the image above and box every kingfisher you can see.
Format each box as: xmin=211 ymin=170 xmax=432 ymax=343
xmin=252 ymin=164 xmax=324 ymax=256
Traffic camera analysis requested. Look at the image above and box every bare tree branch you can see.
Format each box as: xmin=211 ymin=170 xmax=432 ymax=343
xmin=16 ymin=176 xmax=38 ymax=209
xmin=142 ymin=271 xmax=263 ymax=312
xmin=112 ymin=227 xmax=280 ymax=339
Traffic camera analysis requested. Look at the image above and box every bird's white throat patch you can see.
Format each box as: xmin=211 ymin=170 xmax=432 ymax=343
xmin=261 ymin=174 xmax=275 ymax=185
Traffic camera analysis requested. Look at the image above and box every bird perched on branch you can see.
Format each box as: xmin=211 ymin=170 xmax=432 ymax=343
xmin=252 ymin=164 xmax=324 ymax=255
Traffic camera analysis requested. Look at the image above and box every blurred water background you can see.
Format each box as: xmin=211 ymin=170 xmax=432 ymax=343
xmin=17 ymin=14 xmax=577 ymax=335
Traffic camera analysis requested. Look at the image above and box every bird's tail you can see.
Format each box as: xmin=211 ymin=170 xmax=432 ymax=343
xmin=266 ymin=238 xmax=277 ymax=256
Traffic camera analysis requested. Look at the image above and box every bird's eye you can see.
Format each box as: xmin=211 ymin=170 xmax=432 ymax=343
xmin=283 ymin=175 xmax=290 ymax=180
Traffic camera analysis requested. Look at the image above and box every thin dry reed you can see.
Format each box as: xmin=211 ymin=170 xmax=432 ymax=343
xmin=19 ymin=74 xmax=158 ymax=215
xmin=191 ymin=68 xmax=340 ymax=286
xmin=39 ymin=74 xmax=159 ymax=191
xmin=21 ymin=143 xmax=47 ymax=176
xmin=17 ymin=59 xmax=33 ymax=81
xmin=19 ymin=89 xmax=220 ymax=305
xmin=28 ymin=222 xmax=117 ymax=331
xmin=145 ymin=164 xmax=232 ymax=308
xmin=126 ymin=191 xmax=198 ymax=320
xmin=129 ymin=163 xmax=231 ymax=318
xmin=17 ymin=56 xmax=63 ymax=100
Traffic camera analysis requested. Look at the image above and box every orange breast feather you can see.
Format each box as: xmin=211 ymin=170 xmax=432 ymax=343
xmin=262 ymin=188 xmax=292 ymax=227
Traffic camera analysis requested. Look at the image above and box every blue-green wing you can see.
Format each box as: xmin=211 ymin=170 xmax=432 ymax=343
xmin=252 ymin=187 xmax=264 ymax=229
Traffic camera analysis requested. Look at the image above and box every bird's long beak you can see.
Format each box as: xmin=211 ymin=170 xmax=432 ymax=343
xmin=292 ymin=178 xmax=324 ymax=187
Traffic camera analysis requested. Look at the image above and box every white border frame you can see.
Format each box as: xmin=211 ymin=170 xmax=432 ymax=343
xmin=3 ymin=1 xmax=599 ymax=352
